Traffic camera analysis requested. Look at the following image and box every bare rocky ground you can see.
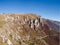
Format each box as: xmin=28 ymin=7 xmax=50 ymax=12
xmin=0 ymin=14 xmax=59 ymax=45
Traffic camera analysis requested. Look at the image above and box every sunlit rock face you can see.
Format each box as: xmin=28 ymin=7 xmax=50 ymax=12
xmin=0 ymin=14 xmax=59 ymax=45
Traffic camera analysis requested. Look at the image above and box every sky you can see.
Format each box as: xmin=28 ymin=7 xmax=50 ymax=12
xmin=0 ymin=0 xmax=60 ymax=21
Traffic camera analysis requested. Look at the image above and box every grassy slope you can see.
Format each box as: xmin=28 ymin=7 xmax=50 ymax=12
xmin=0 ymin=14 xmax=59 ymax=45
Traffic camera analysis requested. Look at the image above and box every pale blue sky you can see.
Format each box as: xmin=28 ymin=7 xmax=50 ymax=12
xmin=0 ymin=0 xmax=60 ymax=21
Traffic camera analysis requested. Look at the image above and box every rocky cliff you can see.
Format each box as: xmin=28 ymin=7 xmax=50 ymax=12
xmin=0 ymin=14 xmax=59 ymax=45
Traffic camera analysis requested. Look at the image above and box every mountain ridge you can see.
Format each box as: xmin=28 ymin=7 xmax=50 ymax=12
xmin=0 ymin=14 xmax=59 ymax=45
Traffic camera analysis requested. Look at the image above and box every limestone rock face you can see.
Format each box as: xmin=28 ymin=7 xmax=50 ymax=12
xmin=0 ymin=14 xmax=59 ymax=45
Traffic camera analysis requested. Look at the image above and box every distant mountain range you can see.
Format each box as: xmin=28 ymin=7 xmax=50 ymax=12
xmin=43 ymin=19 xmax=60 ymax=33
